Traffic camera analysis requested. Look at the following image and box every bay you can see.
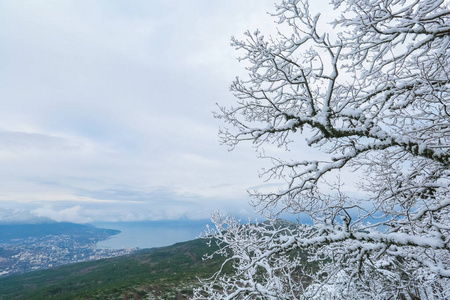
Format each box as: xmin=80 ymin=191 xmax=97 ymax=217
xmin=93 ymin=220 xmax=212 ymax=250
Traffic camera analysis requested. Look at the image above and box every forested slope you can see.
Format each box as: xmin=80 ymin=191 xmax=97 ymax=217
xmin=0 ymin=238 xmax=225 ymax=300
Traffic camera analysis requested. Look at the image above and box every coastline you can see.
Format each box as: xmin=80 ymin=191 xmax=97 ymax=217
xmin=94 ymin=219 xmax=212 ymax=250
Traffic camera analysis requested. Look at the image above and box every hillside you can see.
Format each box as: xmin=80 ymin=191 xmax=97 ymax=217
xmin=0 ymin=238 xmax=225 ymax=300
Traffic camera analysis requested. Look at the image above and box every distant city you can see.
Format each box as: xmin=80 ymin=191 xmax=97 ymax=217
xmin=0 ymin=220 xmax=215 ymax=278
xmin=0 ymin=223 xmax=136 ymax=277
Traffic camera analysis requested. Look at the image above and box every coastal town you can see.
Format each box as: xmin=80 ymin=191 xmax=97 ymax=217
xmin=0 ymin=225 xmax=136 ymax=277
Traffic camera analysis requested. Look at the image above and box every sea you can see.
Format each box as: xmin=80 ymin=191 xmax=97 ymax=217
xmin=93 ymin=219 xmax=214 ymax=250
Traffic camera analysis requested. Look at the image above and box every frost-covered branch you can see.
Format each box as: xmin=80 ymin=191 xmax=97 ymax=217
xmin=195 ymin=0 xmax=450 ymax=298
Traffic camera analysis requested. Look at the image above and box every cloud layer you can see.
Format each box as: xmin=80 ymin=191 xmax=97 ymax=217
xmin=0 ymin=0 xmax=284 ymax=222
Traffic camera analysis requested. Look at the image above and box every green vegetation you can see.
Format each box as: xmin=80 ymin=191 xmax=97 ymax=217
xmin=0 ymin=238 xmax=226 ymax=300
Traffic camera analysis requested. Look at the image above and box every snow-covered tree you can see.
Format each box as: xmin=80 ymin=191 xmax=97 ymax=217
xmin=194 ymin=0 xmax=449 ymax=299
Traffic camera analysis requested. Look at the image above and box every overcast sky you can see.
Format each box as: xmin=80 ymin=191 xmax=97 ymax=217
xmin=0 ymin=0 xmax=337 ymax=223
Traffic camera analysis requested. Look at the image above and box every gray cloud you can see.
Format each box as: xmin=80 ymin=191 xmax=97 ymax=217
xmin=0 ymin=0 xmax=319 ymax=222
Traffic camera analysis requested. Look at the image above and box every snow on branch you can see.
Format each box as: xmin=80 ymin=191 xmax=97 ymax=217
xmin=195 ymin=0 xmax=450 ymax=298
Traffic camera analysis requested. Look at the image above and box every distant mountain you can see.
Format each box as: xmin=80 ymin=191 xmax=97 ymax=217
xmin=0 ymin=238 xmax=226 ymax=300
xmin=0 ymin=222 xmax=120 ymax=243
xmin=0 ymin=208 xmax=54 ymax=224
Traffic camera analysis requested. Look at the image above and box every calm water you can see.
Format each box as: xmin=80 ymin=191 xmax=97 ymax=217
xmin=94 ymin=220 xmax=213 ymax=249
